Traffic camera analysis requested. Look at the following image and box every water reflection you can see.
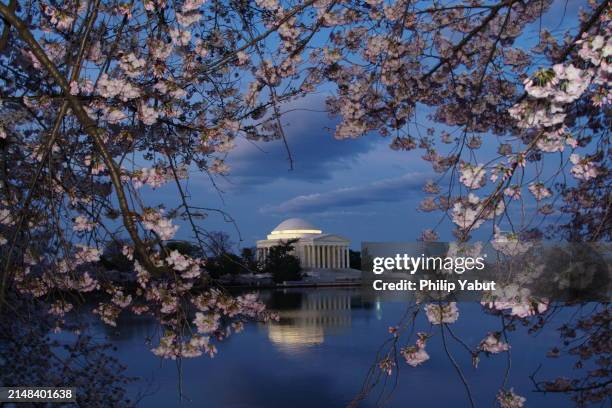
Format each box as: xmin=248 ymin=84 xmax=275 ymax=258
xmin=64 ymin=288 xmax=591 ymax=407
xmin=264 ymin=289 xmax=356 ymax=351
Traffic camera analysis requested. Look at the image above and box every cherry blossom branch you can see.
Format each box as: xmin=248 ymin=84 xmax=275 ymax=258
xmin=440 ymin=323 xmax=476 ymax=408
xmin=421 ymin=0 xmax=519 ymax=81
xmin=0 ymin=2 xmax=157 ymax=273
xmin=0 ymin=0 xmax=104 ymax=301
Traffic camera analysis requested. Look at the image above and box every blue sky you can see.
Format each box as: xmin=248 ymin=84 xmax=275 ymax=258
xmin=147 ymin=93 xmax=437 ymax=249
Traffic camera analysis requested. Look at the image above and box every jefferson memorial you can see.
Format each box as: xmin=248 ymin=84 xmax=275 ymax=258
xmin=257 ymin=218 xmax=351 ymax=269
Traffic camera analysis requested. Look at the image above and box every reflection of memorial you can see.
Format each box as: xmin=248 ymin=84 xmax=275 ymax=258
xmin=267 ymin=325 xmax=324 ymax=348
xmin=264 ymin=289 xmax=355 ymax=351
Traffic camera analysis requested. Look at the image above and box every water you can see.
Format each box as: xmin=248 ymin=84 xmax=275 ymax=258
xmin=86 ymin=288 xmax=581 ymax=407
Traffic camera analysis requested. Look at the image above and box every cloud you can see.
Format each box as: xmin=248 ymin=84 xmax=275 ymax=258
xmin=225 ymin=95 xmax=379 ymax=186
xmin=303 ymin=210 xmax=381 ymax=218
xmin=260 ymin=172 xmax=429 ymax=214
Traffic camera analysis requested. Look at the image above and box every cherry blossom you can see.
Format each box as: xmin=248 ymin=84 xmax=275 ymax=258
xmin=528 ymin=183 xmax=552 ymax=201
xmin=96 ymin=74 xmax=140 ymax=101
xmin=459 ymin=163 xmax=486 ymax=190
xmin=193 ymin=312 xmax=220 ymax=334
xmin=497 ymin=388 xmax=526 ymax=408
xmin=73 ymin=215 xmax=95 ymax=232
xmin=425 ymin=303 xmax=459 ymax=325
xmin=482 ymin=283 xmax=549 ymax=318
xmin=503 ymin=185 xmax=522 ymax=201
xmin=378 ymin=356 xmax=395 ymax=376
xmin=491 ymin=228 xmax=532 ymax=256
xmin=479 ymin=332 xmax=510 ymax=354
xmin=400 ymin=333 xmax=430 ymax=367
xmin=569 ymin=153 xmax=600 ymax=181
xmin=141 ymin=209 xmax=179 ymax=241
xmin=48 ymin=300 xmax=74 ymax=317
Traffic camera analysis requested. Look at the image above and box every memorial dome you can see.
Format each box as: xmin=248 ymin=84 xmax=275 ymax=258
xmin=268 ymin=218 xmax=322 ymax=239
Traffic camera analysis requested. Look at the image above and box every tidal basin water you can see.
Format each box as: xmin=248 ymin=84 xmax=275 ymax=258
xmin=87 ymin=288 xmax=579 ymax=407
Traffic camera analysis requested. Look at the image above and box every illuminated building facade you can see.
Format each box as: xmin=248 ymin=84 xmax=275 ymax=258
xmin=256 ymin=218 xmax=350 ymax=269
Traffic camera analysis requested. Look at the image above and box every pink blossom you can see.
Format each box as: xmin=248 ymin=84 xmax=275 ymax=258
xmin=480 ymin=332 xmax=510 ymax=354
xmin=73 ymin=215 xmax=94 ymax=232
xmin=235 ymin=51 xmax=250 ymax=66
xmin=49 ymin=300 xmax=74 ymax=317
xmin=209 ymin=158 xmax=230 ymax=174
xmin=194 ymin=312 xmax=220 ymax=334
xmin=459 ymin=163 xmax=487 ymax=189
xmin=569 ymin=153 xmax=599 ymax=180
xmin=69 ymin=81 xmax=80 ymax=95
xmin=378 ymin=357 xmax=395 ymax=376
xmin=74 ymin=244 xmax=100 ymax=264
xmin=177 ymin=11 xmax=202 ymax=27
xmin=138 ymin=103 xmax=159 ymax=126
xmin=141 ymin=209 xmax=179 ymax=240
xmin=497 ymin=388 xmax=526 ymax=408
xmin=166 ymin=250 xmax=192 ymax=271
xmin=492 ymin=228 xmax=532 ymax=256
xmin=528 ymin=182 xmax=551 ymax=201
xmin=419 ymin=229 xmax=439 ymax=242
xmin=96 ymin=74 xmax=140 ymax=101
xmin=42 ymin=5 xmax=74 ymax=30
xmin=169 ymin=28 xmax=191 ymax=46
xmin=135 ymin=261 xmax=150 ymax=287
xmin=122 ymin=245 xmax=134 ymax=261
xmin=111 ymin=290 xmax=132 ymax=308
xmin=93 ymin=302 xmax=121 ymax=326
xmin=401 ymin=346 xmax=430 ymax=367
xmin=255 ymin=0 xmax=280 ymax=12
xmin=119 ymin=53 xmax=146 ymax=78
xmin=503 ymin=185 xmax=522 ymax=200
xmin=182 ymin=0 xmax=206 ymax=12
xmin=73 ymin=272 xmax=97 ymax=293
xmin=451 ymin=202 xmax=484 ymax=230
xmin=400 ymin=333 xmax=430 ymax=367
xmin=104 ymin=108 xmax=128 ymax=124
xmin=425 ymin=303 xmax=459 ymax=324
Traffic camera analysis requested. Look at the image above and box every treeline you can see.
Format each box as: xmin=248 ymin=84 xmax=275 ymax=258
xmin=205 ymin=239 xmax=302 ymax=283
xmin=100 ymin=232 xmax=362 ymax=284
xmin=100 ymin=233 xmax=303 ymax=283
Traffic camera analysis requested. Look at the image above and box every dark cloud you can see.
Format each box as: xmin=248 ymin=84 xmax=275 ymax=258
xmin=260 ymin=172 xmax=429 ymax=214
xmin=226 ymin=96 xmax=379 ymax=185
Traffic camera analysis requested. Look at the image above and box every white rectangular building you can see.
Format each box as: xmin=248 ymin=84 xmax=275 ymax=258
xmin=256 ymin=218 xmax=351 ymax=269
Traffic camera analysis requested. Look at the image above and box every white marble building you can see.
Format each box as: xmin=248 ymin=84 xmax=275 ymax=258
xmin=256 ymin=218 xmax=351 ymax=269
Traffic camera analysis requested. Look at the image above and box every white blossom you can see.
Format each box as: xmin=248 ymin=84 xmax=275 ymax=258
xmin=459 ymin=163 xmax=486 ymax=189
xmin=497 ymin=388 xmax=526 ymax=408
xmin=480 ymin=332 xmax=510 ymax=354
xmin=425 ymin=303 xmax=459 ymax=324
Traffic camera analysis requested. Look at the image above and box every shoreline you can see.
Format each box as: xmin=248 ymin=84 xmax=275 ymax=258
xmin=222 ymin=281 xmax=362 ymax=290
